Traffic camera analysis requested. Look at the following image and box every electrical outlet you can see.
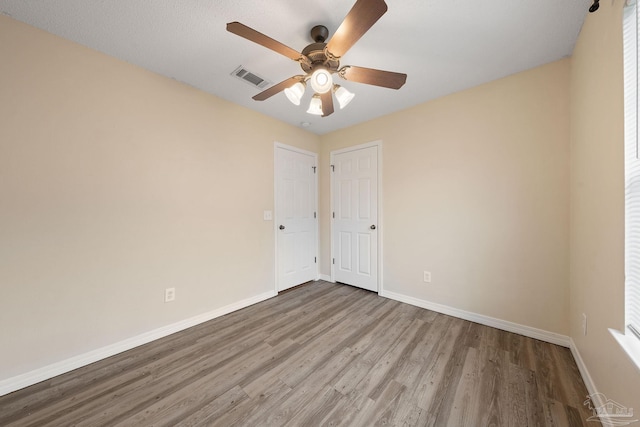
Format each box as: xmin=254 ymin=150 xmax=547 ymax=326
xmin=582 ymin=313 xmax=587 ymax=336
xmin=165 ymin=287 xmax=176 ymax=303
xmin=423 ymin=271 xmax=431 ymax=283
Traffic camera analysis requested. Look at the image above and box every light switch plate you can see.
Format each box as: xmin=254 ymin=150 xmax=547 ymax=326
xmin=263 ymin=210 xmax=273 ymax=221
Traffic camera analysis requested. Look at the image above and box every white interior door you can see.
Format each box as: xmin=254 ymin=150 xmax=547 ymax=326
xmin=332 ymin=144 xmax=378 ymax=292
xmin=275 ymin=145 xmax=317 ymax=291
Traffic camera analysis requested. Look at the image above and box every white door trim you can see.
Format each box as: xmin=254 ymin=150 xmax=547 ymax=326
xmin=273 ymin=142 xmax=319 ymax=293
xmin=330 ymin=140 xmax=383 ymax=294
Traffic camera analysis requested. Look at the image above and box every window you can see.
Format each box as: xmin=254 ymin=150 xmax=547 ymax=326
xmin=616 ymin=0 xmax=640 ymax=369
xmin=624 ymin=0 xmax=640 ymax=340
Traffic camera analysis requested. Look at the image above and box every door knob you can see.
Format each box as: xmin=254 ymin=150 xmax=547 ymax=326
xmin=370 ymin=225 xmax=376 ymax=230
xmin=279 ymin=225 xmax=285 ymax=230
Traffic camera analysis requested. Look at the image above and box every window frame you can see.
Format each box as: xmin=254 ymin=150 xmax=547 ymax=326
xmin=614 ymin=0 xmax=640 ymax=372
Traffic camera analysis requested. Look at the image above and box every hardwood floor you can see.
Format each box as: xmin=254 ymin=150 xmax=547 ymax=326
xmin=0 ymin=281 xmax=596 ymax=426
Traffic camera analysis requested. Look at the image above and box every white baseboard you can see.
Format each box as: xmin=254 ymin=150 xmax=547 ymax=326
xmin=0 ymin=290 xmax=277 ymax=397
xmin=569 ymin=338 xmax=599 ymax=398
xmin=1 ymin=287 xmax=588 ymax=398
xmin=318 ymin=274 xmax=333 ymax=282
xmin=380 ymin=290 xmax=571 ymax=348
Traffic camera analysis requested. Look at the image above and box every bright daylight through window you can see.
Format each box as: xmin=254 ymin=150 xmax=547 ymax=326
xmin=625 ymin=0 xmax=640 ymax=340
xmin=619 ymin=0 xmax=640 ymax=368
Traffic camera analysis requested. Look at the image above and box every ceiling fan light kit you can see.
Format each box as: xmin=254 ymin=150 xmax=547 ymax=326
xmin=226 ymin=0 xmax=407 ymax=118
xmin=307 ymin=94 xmax=324 ymax=116
xmin=310 ymin=68 xmax=333 ymax=94
xmin=284 ymin=81 xmax=306 ymax=105
xmin=334 ymin=85 xmax=355 ymax=109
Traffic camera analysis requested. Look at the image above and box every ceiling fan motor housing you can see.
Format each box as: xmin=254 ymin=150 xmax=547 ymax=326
xmin=301 ymin=25 xmax=340 ymax=74
xmin=300 ymin=43 xmax=340 ymax=73
xmin=301 ymin=43 xmax=340 ymax=74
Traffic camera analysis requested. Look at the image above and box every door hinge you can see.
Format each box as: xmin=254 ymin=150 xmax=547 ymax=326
xmin=314 ymin=257 xmax=317 ymax=263
xmin=312 ymin=166 xmax=316 ymax=173
xmin=330 ymin=165 xmax=335 ymax=172
xmin=314 ymin=212 xmax=317 ymax=218
xmin=332 ymin=212 xmax=335 ymax=219
xmin=332 ymin=258 xmax=335 ymax=264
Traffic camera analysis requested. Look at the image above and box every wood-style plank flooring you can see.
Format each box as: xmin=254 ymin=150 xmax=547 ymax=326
xmin=0 ymin=281 xmax=596 ymax=426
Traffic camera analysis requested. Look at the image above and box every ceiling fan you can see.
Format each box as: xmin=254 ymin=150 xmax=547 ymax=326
xmin=226 ymin=0 xmax=407 ymax=117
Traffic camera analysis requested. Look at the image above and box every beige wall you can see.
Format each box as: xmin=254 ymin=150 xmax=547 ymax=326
xmin=0 ymin=15 xmax=319 ymax=380
xmin=570 ymin=0 xmax=640 ymax=410
xmin=320 ymin=60 xmax=571 ymax=335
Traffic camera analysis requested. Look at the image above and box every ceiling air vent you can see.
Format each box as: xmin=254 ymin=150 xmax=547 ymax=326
xmin=231 ymin=66 xmax=270 ymax=89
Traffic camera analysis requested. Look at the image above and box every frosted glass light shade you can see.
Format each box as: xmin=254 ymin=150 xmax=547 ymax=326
xmin=310 ymin=68 xmax=333 ymax=94
xmin=334 ymin=86 xmax=355 ymax=109
xmin=284 ymin=82 xmax=305 ymax=105
xmin=306 ymin=95 xmax=323 ymax=115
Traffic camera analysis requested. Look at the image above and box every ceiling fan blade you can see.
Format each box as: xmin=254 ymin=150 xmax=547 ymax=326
xmin=339 ymin=66 xmax=407 ymax=89
xmin=252 ymin=77 xmax=301 ymax=101
xmin=321 ymin=91 xmax=334 ymax=117
xmin=227 ymin=22 xmax=303 ymax=62
xmin=325 ymin=0 xmax=388 ymax=58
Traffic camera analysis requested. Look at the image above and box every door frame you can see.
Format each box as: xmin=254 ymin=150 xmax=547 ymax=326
xmin=274 ymin=142 xmax=319 ymax=293
xmin=330 ymin=140 xmax=383 ymax=294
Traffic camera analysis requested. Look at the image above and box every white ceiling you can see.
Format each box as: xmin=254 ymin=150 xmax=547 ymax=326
xmin=0 ymin=0 xmax=590 ymax=135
